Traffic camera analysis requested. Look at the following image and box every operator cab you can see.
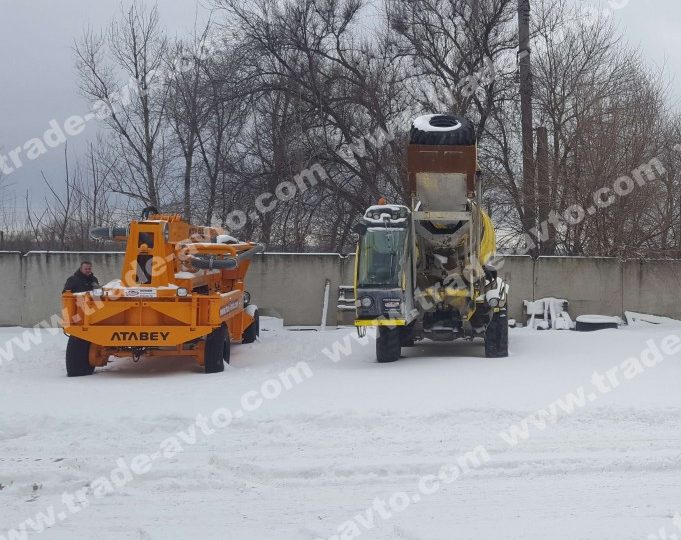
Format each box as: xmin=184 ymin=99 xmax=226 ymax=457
xmin=354 ymin=204 xmax=413 ymax=322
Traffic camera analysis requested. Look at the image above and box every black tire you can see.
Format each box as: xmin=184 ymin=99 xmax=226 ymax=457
xmin=66 ymin=336 xmax=95 ymax=377
xmin=399 ymin=323 xmax=416 ymax=347
xmin=204 ymin=325 xmax=227 ymax=373
xmin=242 ymin=310 xmax=259 ymax=344
xmin=410 ymin=114 xmax=476 ymax=146
xmin=485 ymin=309 xmax=509 ymax=358
xmin=376 ymin=327 xmax=401 ymax=363
xmin=575 ymin=321 xmax=618 ymax=332
xmin=223 ymin=336 xmax=231 ymax=365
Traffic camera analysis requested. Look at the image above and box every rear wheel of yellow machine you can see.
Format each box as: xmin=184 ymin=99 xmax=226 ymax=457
xmin=204 ymin=324 xmax=227 ymax=374
xmin=376 ymin=327 xmax=401 ymax=363
xmin=485 ymin=308 xmax=509 ymax=358
xmin=242 ymin=309 xmax=260 ymax=344
xmin=66 ymin=336 xmax=95 ymax=377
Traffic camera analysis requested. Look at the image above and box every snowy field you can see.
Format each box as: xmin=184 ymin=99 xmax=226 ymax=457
xmin=3 ymin=320 xmax=681 ymax=539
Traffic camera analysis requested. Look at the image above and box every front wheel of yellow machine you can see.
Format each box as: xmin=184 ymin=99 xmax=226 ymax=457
xmin=376 ymin=327 xmax=401 ymax=363
xmin=204 ymin=324 xmax=228 ymax=374
xmin=66 ymin=336 xmax=95 ymax=377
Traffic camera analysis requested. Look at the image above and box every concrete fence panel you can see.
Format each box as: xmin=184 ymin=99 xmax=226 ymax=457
xmin=0 ymin=252 xmax=23 ymax=326
xmin=533 ymin=257 xmax=623 ymax=318
xmin=246 ymin=253 xmax=347 ymax=327
xmin=21 ymin=252 xmax=124 ymax=326
xmin=623 ymin=259 xmax=681 ymax=318
xmin=11 ymin=252 xmax=347 ymax=328
xmin=497 ymin=256 xmax=534 ymax=321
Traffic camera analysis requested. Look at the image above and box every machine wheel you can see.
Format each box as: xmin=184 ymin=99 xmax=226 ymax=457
xmin=223 ymin=336 xmax=231 ymax=365
xmin=399 ymin=323 xmax=416 ymax=347
xmin=575 ymin=315 xmax=619 ymax=332
xmin=485 ymin=309 xmax=509 ymax=358
xmin=376 ymin=327 xmax=401 ymax=363
xmin=204 ymin=325 xmax=227 ymax=373
xmin=242 ymin=309 xmax=260 ymax=344
xmin=66 ymin=336 xmax=95 ymax=377
xmin=410 ymin=114 xmax=476 ymax=146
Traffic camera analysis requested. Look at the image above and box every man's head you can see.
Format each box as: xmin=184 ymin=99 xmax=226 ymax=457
xmin=80 ymin=261 xmax=93 ymax=276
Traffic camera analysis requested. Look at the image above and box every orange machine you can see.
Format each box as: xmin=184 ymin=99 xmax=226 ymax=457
xmin=62 ymin=207 xmax=264 ymax=376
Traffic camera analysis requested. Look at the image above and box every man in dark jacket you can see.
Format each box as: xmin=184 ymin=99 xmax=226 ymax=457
xmin=63 ymin=261 xmax=100 ymax=293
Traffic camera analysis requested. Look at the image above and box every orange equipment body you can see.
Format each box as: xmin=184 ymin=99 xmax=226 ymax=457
xmin=61 ymin=213 xmax=262 ymax=368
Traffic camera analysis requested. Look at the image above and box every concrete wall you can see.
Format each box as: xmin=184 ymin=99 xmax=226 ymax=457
xmin=497 ymin=256 xmax=535 ymax=321
xmin=534 ymin=257 xmax=623 ymax=317
xmin=246 ymin=253 xmax=353 ymax=326
xmin=21 ymin=252 xmax=124 ymax=326
xmin=0 ymin=252 xmax=23 ymax=326
xmin=1 ymin=251 xmax=353 ymax=327
xmin=622 ymin=259 xmax=681 ymax=319
xmin=4 ymin=251 xmax=681 ymax=326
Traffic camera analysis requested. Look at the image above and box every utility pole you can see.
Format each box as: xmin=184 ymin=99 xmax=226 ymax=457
xmin=518 ymin=0 xmax=536 ymax=256
xmin=536 ymin=126 xmax=553 ymax=255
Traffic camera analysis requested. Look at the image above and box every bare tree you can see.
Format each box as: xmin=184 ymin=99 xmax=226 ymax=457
xmin=166 ymin=28 xmax=211 ymax=221
xmin=221 ymin=0 xmax=409 ymax=250
xmin=75 ymin=1 xmax=171 ymax=208
xmin=483 ymin=0 xmax=681 ymax=258
xmin=195 ymin=40 xmax=249 ymax=226
xmin=389 ymin=0 xmax=518 ymax=137
xmin=14 ymin=0 xmax=671 ymax=258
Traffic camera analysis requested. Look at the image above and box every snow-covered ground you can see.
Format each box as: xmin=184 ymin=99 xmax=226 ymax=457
xmin=3 ymin=320 xmax=681 ymax=539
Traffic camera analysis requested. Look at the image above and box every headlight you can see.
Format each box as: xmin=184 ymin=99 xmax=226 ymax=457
xmin=92 ymin=288 xmax=104 ymax=297
xmin=488 ymin=297 xmax=499 ymax=308
xmin=243 ymin=291 xmax=251 ymax=305
xmin=177 ymin=287 xmax=188 ymax=297
xmin=360 ymin=296 xmax=373 ymax=308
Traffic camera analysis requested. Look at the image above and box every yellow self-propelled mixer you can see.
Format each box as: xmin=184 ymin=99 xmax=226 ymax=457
xmin=61 ymin=207 xmax=263 ymax=375
xmin=354 ymin=115 xmax=509 ymax=362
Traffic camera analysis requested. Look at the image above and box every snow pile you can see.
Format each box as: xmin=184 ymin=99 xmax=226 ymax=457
xmin=625 ymin=311 xmax=681 ymax=326
xmin=576 ymin=315 xmax=622 ymax=325
xmin=216 ymin=234 xmax=239 ymax=244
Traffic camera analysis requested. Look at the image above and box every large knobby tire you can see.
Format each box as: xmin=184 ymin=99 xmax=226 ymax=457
xmin=242 ymin=309 xmax=260 ymax=344
xmin=485 ymin=309 xmax=509 ymax=358
xmin=204 ymin=324 xmax=227 ymax=374
xmin=399 ymin=323 xmax=416 ymax=347
xmin=410 ymin=114 xmax=476 ymax=146
xmin=66 ymin=336 xmax=95 ymax=377
xmin=376 ymin=327 xmax=401 ymax=363
xmin=223 ymin=336 xmax=231 ymax=365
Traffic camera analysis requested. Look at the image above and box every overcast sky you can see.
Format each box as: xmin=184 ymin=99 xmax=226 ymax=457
xmin=0 ymin=0 xmax=212 ymax=215
xmin=0 ymin=0 xmax=679 ymax=213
